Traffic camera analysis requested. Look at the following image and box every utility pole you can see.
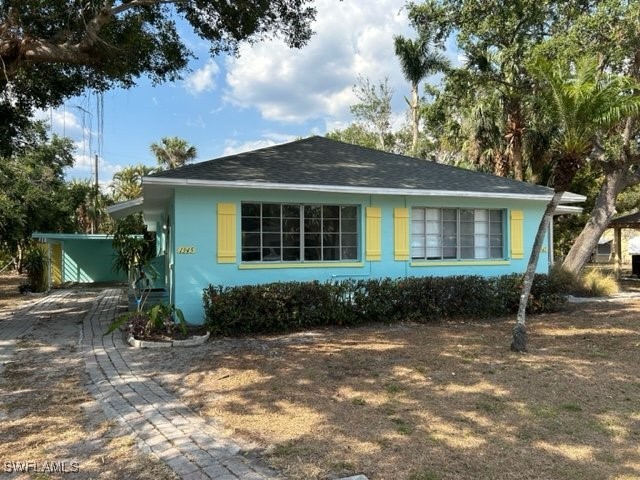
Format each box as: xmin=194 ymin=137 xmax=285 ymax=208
xmin=93 ymin=153 xmax=99 ymax=234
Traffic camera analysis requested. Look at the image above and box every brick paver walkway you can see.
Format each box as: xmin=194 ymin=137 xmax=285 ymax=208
xmin=83 ymin=289 xmax=280 ymax=480
xmin=0 ymin=290 xmax=77 ymax=375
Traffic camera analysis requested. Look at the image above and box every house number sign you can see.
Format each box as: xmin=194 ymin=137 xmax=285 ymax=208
xmin=177 ymin=246 xmax=196 ymax=254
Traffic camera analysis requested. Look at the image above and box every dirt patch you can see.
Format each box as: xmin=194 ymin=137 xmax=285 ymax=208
xmin=0 ymin=273 xmax=36 ymax=316
xmin=128 ymin=299 xmax=640 ymax=480
xmin=0 ymin=290 xmax=177 ymax=480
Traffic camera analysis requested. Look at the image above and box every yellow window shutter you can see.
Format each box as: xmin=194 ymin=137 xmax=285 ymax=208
xmin=510 ymin=210 xmax=524 ymax=259
xmin=365 ymin=207 xmax=381 ymax=261
xmin=394 ymin=208 xmax=409 ymax=261
xmin=217 ymin=203 xmax=237 ymax=263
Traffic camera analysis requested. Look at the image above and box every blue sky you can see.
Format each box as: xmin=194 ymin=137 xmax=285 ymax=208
xmin=38 ymin=1 xmax=455 ymax=191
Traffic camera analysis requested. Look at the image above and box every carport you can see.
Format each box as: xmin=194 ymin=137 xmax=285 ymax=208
xmin=32 ymin=233 xmax=127 ymax=287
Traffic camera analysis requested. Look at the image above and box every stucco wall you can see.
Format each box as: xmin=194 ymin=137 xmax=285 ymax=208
xmin=62 ymin=239 xmax=127 ymax=283
xmin=168 ymin=186 xmax=550 ymax=324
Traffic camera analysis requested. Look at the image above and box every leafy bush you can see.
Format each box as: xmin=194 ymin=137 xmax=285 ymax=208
xmin=581 ymin=270 xmax=619 ymax=297
xmin=23 ymin=247 xmax=48 ymax=292
xmin=203 ymin=273 xmax=568 ymax=336
xmin=106 ymin=303 xmax=187 ymax=338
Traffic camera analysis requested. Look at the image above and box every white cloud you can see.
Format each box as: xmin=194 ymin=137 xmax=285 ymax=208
xmin=222 ymin=132 xmax=298 ymax=156
xmin=184 ymin=60 xmax=220 ymax=95
xmin=224 ymin=0 xmax=414 ymax=126
xmin=33 ymin=107 xmax=82 ymax=133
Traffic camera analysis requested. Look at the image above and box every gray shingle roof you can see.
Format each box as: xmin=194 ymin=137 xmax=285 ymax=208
xmin=148 ymin=136 xmax=554 ymax=197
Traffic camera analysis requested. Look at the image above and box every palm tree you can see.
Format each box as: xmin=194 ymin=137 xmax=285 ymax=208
xmin=111 ymin=164 xmax=156 ymax=202
xmin=394 ymin=35 xmax=449 ymax=156
xmin=511 ymin=56 xmax=640 ymax=352
xmin=150 ymin=136 xmax=197 ymax=170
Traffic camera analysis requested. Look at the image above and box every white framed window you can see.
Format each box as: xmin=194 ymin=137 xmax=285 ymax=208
xmin=241 ymin=203 xmax=359 ymax=262
xmin=411 ymin=207 xmax=504 ymax=260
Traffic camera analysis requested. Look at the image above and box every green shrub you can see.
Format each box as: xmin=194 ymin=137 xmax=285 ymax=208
xmin=203 ymin=273 xmax=568 ymax=336
xmin=23 ymin=247 xmax=48 ymax=292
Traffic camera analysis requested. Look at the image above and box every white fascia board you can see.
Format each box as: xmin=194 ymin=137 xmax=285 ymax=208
xmin=560 ymin=191 xmax=587 ymax=203
xmin=143 ymin=177 xmax=566 ymax=202
xmin=553 ymin=205 xmax=583 ymax=215
xmin=106 ymin=197 xmax=144 ymax=218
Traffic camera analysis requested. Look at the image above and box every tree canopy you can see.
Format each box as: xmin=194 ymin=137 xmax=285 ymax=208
xmin=0 ymin=0 xmax=317 ymax=153
xmin=150 ymin=136 xmax=197 ymax=170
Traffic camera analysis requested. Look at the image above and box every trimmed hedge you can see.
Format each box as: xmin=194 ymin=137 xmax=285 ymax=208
xmin=203 ymin=273 xmax=566 ymax=336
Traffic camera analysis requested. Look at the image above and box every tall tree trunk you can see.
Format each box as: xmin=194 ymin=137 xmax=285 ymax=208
xmin=505 ymin=101 xmax=524 ymax=181
xmin=511 ymin=191 xmax=563 ymax=352
xmin=411 ymin=81 xmax=419 ymax=157
xmin=561 ymin=168 xmax=629 ymax=274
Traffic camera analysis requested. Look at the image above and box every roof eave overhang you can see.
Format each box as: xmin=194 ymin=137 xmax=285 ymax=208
xmin=106 ymin=197 xmax=144 ymax=219
xmin=144 ymin=177 xmax=586 ymax=204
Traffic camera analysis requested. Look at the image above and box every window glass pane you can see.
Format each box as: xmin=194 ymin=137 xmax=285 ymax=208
xmin=491 ymin=221 xmax=503 ymax=234
xmin=263 ymin=233 xmax=281 ymax=248
xmin=242 ymin=233 xmax=260 ymax=247
xmin=475 ymin=236 xmax=488 ymax=247
xmin=490 ymin=210 xmax=502 ymax=222
xmin=341 ymin=218 xmax=358 ymax=233
xmin=324 ymin=233 xmax=340 ymax=247
xmin=341 ymin=206 xmax=357 ymax=218
xmin=460 ymin=209 xmax=474 ymax=222
xmin=241 ymin=203 xmax=260 ymax=217
xmin=304 ymin=205 xmax=321 ymax=219
xmin=426 ymin=247 xmax=441 ymax=259
xmin=282 ymin=204 xmax=300 ymax=218
xmin=262 ymin=203 xmax=280 ymax=218
xmin=475 ymin=247 xmax=489 ymax=259
xmin=283 ymin=233 xmax=300 ymax=247
xmin=490 ymin=235 xmax=503 ymax=247
xmin=412 ymin=220 xmax=425 ymax=235
xmin=443 ymin=247 xmax=457 ymax=259
xmin=282 ymin=248 xmax=301 ymax=261
xmin=475 ymin=209 xmax=488 ymax=221
xmin=242 ymin=217 xmax=260 ymax=232
xmin=425 ymin=208 xmax=440 ymax=221
xmin=443 ymin=209 xmax=457 ymax=221
xmin=412 ymin=207 xmax=425 ymax=220
xmin=304 ymin=218 xmax=321 ymax=232
xmin=412 ymin=247 xmax=425 ymax=259
xmin=304 ymin=248 xmax=321 ymax=261
xmin=262 ymin=217 xmax=280 ymax=232
xmin=426 ymin=235 xmax=441 ymax=248
xmin=426 ymin=221 xmax=441 ymax=234
xmin=443 ymin=221 xmax=456 ymax=236
xmin=342 ymin=247 xmax=358 ymax=260
xmin=443 ymin=235 xmax=457 ymax=247
xmin=323 ymin=247 xmax=340 ymax=260
xmin=342 ymin=234 xmax=358 ymax=247
xmin=460 ymin=222 xmax=474 ymax=235
xmin=323 ymin=219 xmax=339 ymax=232
xmin=460 ymin=234 xmax=474 ymax=247
xmin=262 ymin=247 xmax=281 ymax=261
xmin=282 ymin=218 xmax=300 ymax=233
xmin=460 ymin=247 xmax=474 ymax=258
xmin=305 ymin=234 xmax=321 ymax=247
xmin=475 ymin=222 xmax=488 ymax=234
xmin=323 ymin=205 xmax=340 ymax=218
xmin=490 ymin=247 xmax=503 ymax=258
xmin=242 ymin=249 xmax=261 ymax=262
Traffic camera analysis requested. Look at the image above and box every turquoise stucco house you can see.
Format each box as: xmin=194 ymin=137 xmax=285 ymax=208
xmin=108 ymin=137 xmax=584 ymax=324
